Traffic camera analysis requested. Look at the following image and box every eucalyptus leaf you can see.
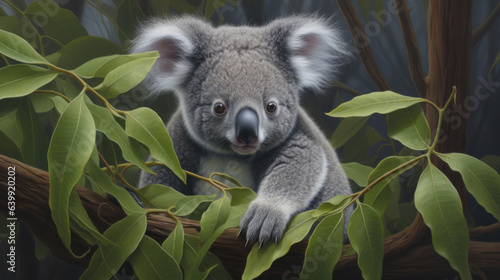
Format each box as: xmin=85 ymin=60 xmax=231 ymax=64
xmin=25 ymin=0 xmax=88 ymax=45
xmin=0 ymin=130 xmax=22 ymax=160
xmin=438 ymin=152 xmax=500 ymax=221
xmin=0 ymin=29 xmax=47 ymax=64
xmin=0 ymin=64 xmax=58 ymax=101
xmin=181 ymin=235 xmax=219 ymax=280
xmin=347 ymin=203 xmax=384 ymax=280
xmin=224 ymin=187 xmax=257 ymax=228
xmin=330 ymin=117 xmax=369 ymax=148
xmin=313 ymin=194 xmax=350 ymax=218
xmin=365 ymin=156 xmax=420 ymax=216
xmin=327 ymin=91 xmax=424 ymax=118
xmin=96 ymin=56 xmax=158 ymax=99
xmin=73 ymin=52 xmax=158 ymax=79
xmin=174 ymin=195 xmax=217 ymax=217
xmin=85 ymin=160 xmax=146 ymax=215
xmin=46 ymin=36 xmax=124 ymax=69
xmin=87 ymin=102 xmax=151 ymax=172
xmin=126 ymin=107 xmax=186 ymax=182
xmin=300 ymin=213 xmax=344 ymax=280
xmin=199 ymin=196 xmax=231 ymax=243
xmin=387 ymin=104 xmax=431 ymax=150
xmin=414 ymin=164 xmax=471 ymax=280
xmin=129 ymin=235 xmax=182 ymax=280
xmin=162 ymin=219 xmax=185 ymax=264
xmin=80 ymin=213 xmax=147 ymax=280
xmin=342 ymin=162 xmax=373 ymax=187
xmin=242 ymin=210 xmax=318 ymax=280
xmin=0 ymin=16 xmax=25 ymax=37
xmin=137 ymin=184 xmax=186 ymax=209
xmin=17 ymin=97 xmax=48 ymax=169
xmin=48 ymin=92 xmax=95 ymax=250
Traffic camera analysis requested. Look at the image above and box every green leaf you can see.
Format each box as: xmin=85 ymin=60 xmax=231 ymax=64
xmin=181 ymin=235 xmax=219 ymax=280
xmin=137 ymin=184 xmax=186 ymax=209
xmin=95 ymin=56 xmax=158 ymax=99
xmin=0 ymin=130 xmax=22 ymax=160
xmin=80 ymin=213 xmax=147 ymax=280
xmin=0 ymin=16 xmax=25 ymax=38
xmin=313 ymin=194 xmax=350 ymax=218
xmin=330 ymin=117 xmax=369 ymax=148
xmin=199 ymin=195 xmax=231 ymax=243
xmin=242 ymin=210 xmax=318 ymax=280
xmin=34 ymin=236 xmax=50 ymax=260
xmin=387 ymin=104 xmax=431 ymax=150
xmin=0 ymin=65 xmax=58 ymax=101
xmin=347 ymin=203 xmax=384 ymax=280
xmin=414 ymin=164 xmax=471 ymax=280
xmin=365 ymin=156 xmax=419 ymax=216
xmin=224 ymin=187 xmax=257 ymax=228
xmin=342 ymin=162 xmax=373 ymax=187
xmin=210 ymin=172 xmax=246 ymax=188
xmin=86 ymin=102 xmax=151 ymax=172
xmin=48 ymin=92 xmax=95 ymax=250
xmin=68 ymin=188 xmax=112 ymax=245
xmin=300 ymin=213 xmax=344 ymax=280
xmin=46 ymin=36 xmax=124 ymax=69
xmin=17 ymin=97 xmax=48 ymax=169
xmin=174 ymin=195 xmax=217 ymax=217
xmin=126 ymin=107 xmax=186 ymax=182
xmin=85 ymin=160 xmax=146 ymax=215
xmin=373 ymin=0 xmax=385 ymax=26
xmin=0 ymin=29 xmax=47 ymax=64
xmin=73 ymin=52 xmax=158 ymax=79
xmin=117 ymin=0 xmax=145 ymax=42
xmin=129 ymin=235 xmax=182 ymax=280
xmin=327 ymin=91 xmax=424 ymax=118
xmin=438 ymin=152 xmax=500 ymax=221
xmin=25 ymin=0 xmax=88 ymax=45
xmin=162 ymin=219 xmax=185 ymax=264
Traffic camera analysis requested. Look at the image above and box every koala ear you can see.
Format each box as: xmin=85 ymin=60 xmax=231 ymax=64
xmin=131 ymin=18 xmax=209 ymax=93
xmin=270 ymin=17 xmax=350 ymax=89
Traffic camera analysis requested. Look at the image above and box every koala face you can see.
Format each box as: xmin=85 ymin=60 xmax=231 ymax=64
xmin=182 ymin=49 xmax=299 ymax=155
xmin=132 ymin=16 xmax=349 ymax=155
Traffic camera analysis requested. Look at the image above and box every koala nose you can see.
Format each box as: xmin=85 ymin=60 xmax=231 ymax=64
xmin=235 ymin=107 xmax=259 ymax=144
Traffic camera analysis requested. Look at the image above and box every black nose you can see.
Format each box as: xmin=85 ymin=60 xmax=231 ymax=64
xmin=235 ymin=107 xmax=259 ymax=144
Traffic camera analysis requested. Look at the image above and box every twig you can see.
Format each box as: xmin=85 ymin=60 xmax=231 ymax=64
xmin=333 ymin=81 xmax=362 ymax=96
xmin=394 ymin=0 xmax=427 ymax=97
xmin=336 ymin=0 xmax=392 ymax=91
xmin=472 ymin=1 xmax=500 ymax=47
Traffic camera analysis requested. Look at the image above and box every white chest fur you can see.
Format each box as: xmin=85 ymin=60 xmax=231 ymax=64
xmin=194 ymin=155 xmax=256 ymax=197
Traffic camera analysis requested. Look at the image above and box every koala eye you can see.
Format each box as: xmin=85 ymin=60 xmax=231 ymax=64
xmin=266 ymin=101 xmax=278 ymax=115
xmin=213 ymin=102 xmax=227 ymax=116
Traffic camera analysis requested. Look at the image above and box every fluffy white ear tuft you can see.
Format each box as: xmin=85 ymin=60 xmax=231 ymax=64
xmin=286 ymin=18 xmax=350 ymax=90
xmin=131 ymin=21 xmax=196 ymax=94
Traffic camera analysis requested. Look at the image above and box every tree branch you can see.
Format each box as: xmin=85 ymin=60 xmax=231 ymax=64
xmin=472 ymin=1 xmax=500 ymax=47
xmin=1 ymin=154 xmax=499 ymax=279
xmin=393 ymin=0 xmax=427 ymax=97
xmin=336 ymin=0 xmax=392 ymax=91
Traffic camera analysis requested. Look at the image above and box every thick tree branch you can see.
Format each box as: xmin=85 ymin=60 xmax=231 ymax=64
xmin=472 ymin=1 xmax=500 ymax=47
xmin=336 ymin=0 xmax=392 ymax=91
xmin=1 ymin=154 xmax=499 ymax=279
xmin=394 ymin=0 xmax=427 ymax=97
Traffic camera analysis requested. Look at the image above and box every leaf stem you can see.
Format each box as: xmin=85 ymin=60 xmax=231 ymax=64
xmin=4 ymin=0 xmax=45 ymax=56
xmin=33 ymin=90 xmax=71 ymax=103
xmin=344 ymin=155 xmax=425 ymax=209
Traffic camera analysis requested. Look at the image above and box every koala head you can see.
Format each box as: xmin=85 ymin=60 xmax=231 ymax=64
xmin=132 ymin=16 xmax=348 ymax=155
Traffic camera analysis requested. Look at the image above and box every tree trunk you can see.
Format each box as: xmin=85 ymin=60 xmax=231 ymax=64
xmin=426 ymin=0 xmax=472 ymax=203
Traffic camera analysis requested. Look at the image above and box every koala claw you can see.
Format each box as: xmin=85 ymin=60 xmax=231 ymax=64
xmin=239 ymin=201 xmax=290 ymax=249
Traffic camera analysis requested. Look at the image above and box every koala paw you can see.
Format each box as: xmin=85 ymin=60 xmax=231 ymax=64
xmin=239 ymin=199 xmax=293 ymax=248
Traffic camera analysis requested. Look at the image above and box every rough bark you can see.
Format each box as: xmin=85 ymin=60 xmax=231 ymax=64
xmin=1 ymin=154 xmax=499 ymax=279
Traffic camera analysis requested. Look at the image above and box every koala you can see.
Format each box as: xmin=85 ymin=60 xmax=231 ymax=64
xmin=132 ymin=16 xmax=353 ymax=246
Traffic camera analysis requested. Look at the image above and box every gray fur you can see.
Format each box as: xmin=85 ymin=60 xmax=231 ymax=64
xmin=133 ymin=16 xmax=352 ymax=246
